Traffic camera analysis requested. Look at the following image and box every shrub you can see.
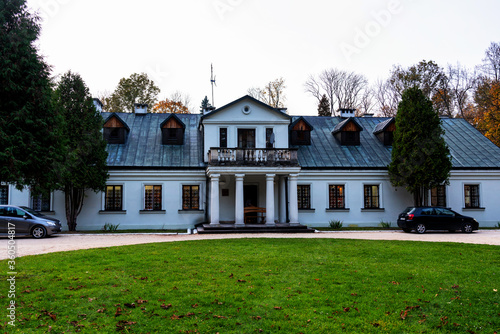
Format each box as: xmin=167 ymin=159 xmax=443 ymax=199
xmin=102 ymin=223 xmax=120 ymax=232
xmin=380 ymin=221 xmax=392 ymax=228
xmin=329 ymin=219 xmax=343 ymax=229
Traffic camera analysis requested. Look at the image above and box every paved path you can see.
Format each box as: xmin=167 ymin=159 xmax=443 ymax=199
xmin=1 ymin=230 xmax=498 ymax=260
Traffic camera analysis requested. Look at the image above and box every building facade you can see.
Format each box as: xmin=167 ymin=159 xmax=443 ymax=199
xmin=3 ymin=95 xmax=500 ymax=230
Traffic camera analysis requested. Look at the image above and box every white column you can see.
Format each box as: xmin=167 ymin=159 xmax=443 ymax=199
xmin=279 ymin=176 xmax=287 ymax=223
xmin=266 ymin=174 xmax=276 ymax=226
xmin=288 ymin=174 xmax=299 ymax=225
xmin=235 ymin=174 xmax=245 ymax=226
xmin=210 ymin=174 xmax=220 ymax=225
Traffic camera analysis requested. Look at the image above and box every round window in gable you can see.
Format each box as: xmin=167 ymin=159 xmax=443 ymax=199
xmin=242 ymin=105 xmax=251 ymax=115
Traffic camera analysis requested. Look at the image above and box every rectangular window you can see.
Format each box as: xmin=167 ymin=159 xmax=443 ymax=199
xmin=31 ymin=193 xmax=51 ymax=212
xmin=364 ymin=185 xmax=380 ymax=209
xmin=431 ymin=185 xmax=446 ymax=207
xmin=0 ymin=185 xmax=8 ymax=205
xmin=105 ymin=185 xmax=123 ymax=211
xmin=144 ymin=185 xmax=162 ymax=210
xmin=329 ymin=185 xmax=345 ymax=209
xmin=182 ymin=185 xmax=199 ymax=210
xmin=266 ymin=128 xmax=274 ymax=148
xmin=238 ymin=129 xmax=255 ymax=148
xmin=219 ymin=128 xmax=227 ymax=148
xmin=464 ymin=184 xmax=480 ymax=208
xmin=297 ymin=185 xmax=311 ymax=210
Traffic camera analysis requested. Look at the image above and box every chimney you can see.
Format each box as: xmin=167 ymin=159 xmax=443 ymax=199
xmin=134 ymin=103 xmax=148 ymax=114
xmin=93 ymin=98 xmax=103 ymax=112
xmin=339 ymin=108 xmax=355 ymax=118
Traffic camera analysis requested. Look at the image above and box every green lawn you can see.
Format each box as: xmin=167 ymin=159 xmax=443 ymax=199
xmin=2 ymin=239 xmax=499 ymax=333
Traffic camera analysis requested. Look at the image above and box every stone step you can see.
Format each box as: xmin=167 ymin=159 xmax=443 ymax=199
xmin=196 ymin=223 xmax=316 ymax=234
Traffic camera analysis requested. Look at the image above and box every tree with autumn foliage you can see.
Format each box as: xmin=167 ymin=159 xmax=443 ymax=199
xmin=152 ymin=98 xmax=189 ymax=114
xmin=106 ymin=73 xmax=160 ymax=113
xmin=474 ymin=79 xmax=500 ymax=146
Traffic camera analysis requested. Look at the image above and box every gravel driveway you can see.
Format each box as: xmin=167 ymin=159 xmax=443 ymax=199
xmin=1 ymin=230 xmax=499 ymax=260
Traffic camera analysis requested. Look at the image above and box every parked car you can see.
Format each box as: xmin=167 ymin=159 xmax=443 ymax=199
xmin=0 ymin=205 xmax=62 ymax=238
xmin=397 ymin=206 xmax=478 ymax=234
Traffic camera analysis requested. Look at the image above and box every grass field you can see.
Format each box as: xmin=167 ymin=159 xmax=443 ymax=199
xmin=1 ymin=238 xmax=499 ymax=333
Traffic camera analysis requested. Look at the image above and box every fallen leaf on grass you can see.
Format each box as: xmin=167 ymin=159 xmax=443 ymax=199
xmin=161 ymin=303 xmax=172 ymax=310
xmin=116 ymin=320 xmax=137 ymax=330
xmin=39 ymin=310 xmax=57 ymax=321
xmin=124 ymin=303 xmax=136 ymax=308
xmin=115 ymin=307 xmax=122 ymax=317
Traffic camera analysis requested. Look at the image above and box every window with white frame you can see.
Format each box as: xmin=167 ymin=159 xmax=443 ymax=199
xmin=105 ymin=185 xmax=123 ymax=211
xmin=31 ymin=193 xmax=51 ymax=212
xmin=144 ymin=185 xmax=162 ymax=210
xmin=464 ymin=184 xmax=480 ymax=208
xmin=431 ymin=185 xmax=446 ymax=207
xmin=182 ymin=185 xmax=200 ymax=210
xmin=297 ymin=185 xmax=311 ymax=209
xmin=363 ymin=185 xmax=380 ymax=209
xmin=329 ymin=185 xmax=345 ymax=209
xmin=0 ymin=185 xmax=8 ymax=205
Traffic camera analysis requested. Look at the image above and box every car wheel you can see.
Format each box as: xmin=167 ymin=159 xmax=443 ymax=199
xmin=416 ymin=223 xmax=426 ymax=234
xmin=462 ymin=223 xmax=473 ymax=233
xmin=31 ymin=225 xmax=47 ymax=239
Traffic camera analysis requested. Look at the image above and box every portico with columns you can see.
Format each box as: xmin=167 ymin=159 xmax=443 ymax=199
xmin=206 ymin=167 xmax=301 ymax=227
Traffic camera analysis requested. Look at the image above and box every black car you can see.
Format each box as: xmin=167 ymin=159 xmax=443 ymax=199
xmin=397 ymin=207 xmax=478 ymax=234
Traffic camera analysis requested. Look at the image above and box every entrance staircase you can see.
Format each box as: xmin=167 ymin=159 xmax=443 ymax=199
xmin=195 ymin=223 xmax=316 ymax=234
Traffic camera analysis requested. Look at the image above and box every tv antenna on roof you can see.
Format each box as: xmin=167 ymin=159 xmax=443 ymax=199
xmin=211 ymin=63 xmax=216 ymax=107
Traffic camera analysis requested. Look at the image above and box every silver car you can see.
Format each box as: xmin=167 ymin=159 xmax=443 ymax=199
xmin=0 ymin=205 xmax=62 ymax=238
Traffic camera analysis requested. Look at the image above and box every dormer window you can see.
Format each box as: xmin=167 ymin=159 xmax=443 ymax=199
xmin=103 ymin=114 xmax=129 ymax=144
xmin=161 ymin=114 xmax=185 ymax=145
xmin=290 ymin=117 xmax=313 ymax=146
xmin=332 ymin=118 xmax=363 ymax=146
xmin=373 ymin=118 xmax=395 ymax=146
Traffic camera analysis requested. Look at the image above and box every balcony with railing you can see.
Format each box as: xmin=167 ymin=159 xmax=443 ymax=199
xmin=208 ymin=148 xmax=298 ymax=166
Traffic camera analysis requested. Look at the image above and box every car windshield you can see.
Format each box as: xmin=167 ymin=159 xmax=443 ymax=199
xmin=20 ymin=206 xmax=44 ymax=217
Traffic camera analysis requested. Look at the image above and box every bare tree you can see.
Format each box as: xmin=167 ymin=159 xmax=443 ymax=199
xmin=248 ymin=77 xmax=286 ymax=108
xmin=481 ymin=42 xmax=500 ymax=81
xmin=357 ymin=86 xmax=376 ymax=115
xmin=447 ymin=63 xmax=477 ymax=120
xmin=374 ymin=79 xmax=399 ymax=117
xmin=305 ymin=68 xmax=369 ymax=116
xmin=170 ymin=91 xmax=192 ymax=112
xmin=95 ymin=90 xmax=112 ymax=112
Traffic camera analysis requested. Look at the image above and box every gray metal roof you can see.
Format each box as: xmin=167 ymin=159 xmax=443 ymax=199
xmin=102 ymin=112 xmax=500 ymax=170
xmin=103 ymin=112 xmax=205 ymax=168
xmin=292 ymin=116 xmax=500 ymax=169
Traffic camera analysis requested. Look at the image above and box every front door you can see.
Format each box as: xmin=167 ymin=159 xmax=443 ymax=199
xmin=244 ymin=185 xmax=258 ymax=207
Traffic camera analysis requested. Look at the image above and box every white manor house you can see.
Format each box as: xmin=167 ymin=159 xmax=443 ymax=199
xmin=3 ymin=95 xmax=500 ymax=231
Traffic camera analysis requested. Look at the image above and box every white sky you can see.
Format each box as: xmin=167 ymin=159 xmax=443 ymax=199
xmin=27 ymin=0 xmax=500 ymax=115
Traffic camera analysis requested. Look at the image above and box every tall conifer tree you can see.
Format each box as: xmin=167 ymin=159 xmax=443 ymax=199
xmin=0 ymin=0 xmax=62 ymax=193
xmin=54 ymin=71 xmax=108 ymax=231
xmin=388 ymin=86 xmax=452 ymax=206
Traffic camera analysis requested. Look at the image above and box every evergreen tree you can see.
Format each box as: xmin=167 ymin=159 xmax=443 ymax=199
xmin=54 ymin=71 xmax=108 ymax=231
xmin=0 ymin=0 xmax=63 ymax=193
xmin=317 ymin=94 xmax=331 ymax=116
xmin=388 ymin=86 xmax=452 ymax=205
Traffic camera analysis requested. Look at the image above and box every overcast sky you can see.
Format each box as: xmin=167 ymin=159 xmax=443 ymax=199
xmin=26 ymin=0 xmax=500 ymax=115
